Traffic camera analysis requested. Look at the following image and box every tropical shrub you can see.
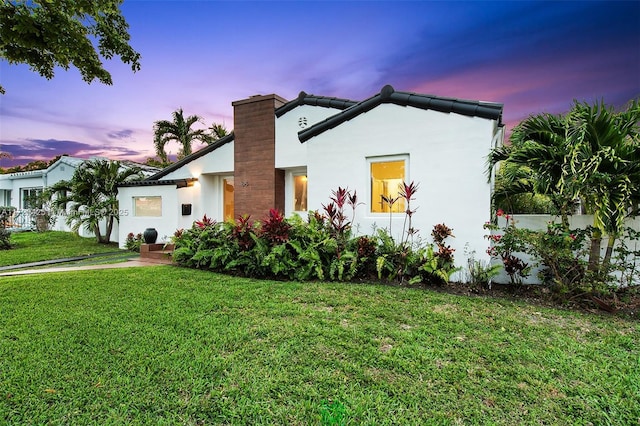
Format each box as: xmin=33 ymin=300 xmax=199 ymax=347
xmin=173 ymin=183 xmax=459 ymax=285
xmin=520 ymin=223 xmax=590 ymax=294
xmin=465 ymin=256 xmax=502 ymax=288
xmin=484 ymin=210 xmax=531 ymax=284
xmin=0 ymin=206 xmax=14 ymax=250
xmin=483 ymin=211 xmax=624 ymax=295
xmin=419 ymin=223 xmax=461 ymax=284
xmin=612 ymin=227 xmax=640 ymax=287
xmin=125 ymin=232 xmax=143 ymax=252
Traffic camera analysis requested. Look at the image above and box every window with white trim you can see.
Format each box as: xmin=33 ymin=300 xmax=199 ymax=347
xmin=21 ymin=187 xmax=43 ymax=209
xmin=223 ymin=177 xmax=234 ymax=221
xmin=293 ymin=174 xmax=307 ymax=212
xmin=369 ymin=156 xmax=407 ymax=213
xmin=133 ymin=196 xmax=162 ymax=217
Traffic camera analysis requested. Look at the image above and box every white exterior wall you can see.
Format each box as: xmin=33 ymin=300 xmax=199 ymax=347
xmin=3 ymin=174 xmax=44 ymax=208
xmin=491 ymin=214 xmax=640 ymax=285
xmin=117 ymin=185 xmax=180 ymax=248
xmin=275 ymin=105 xmax=345 ymax=169
xmin=305 ymin=104 xmax=499 ymax=279
xmin=117 ymin=143 xmax=235 ymax=246
xmin=44 ymin=161 xmax=77 ymax=187
xmin=162 ymin=142 xmax=234 ymax=180
xmin=43 ymin=160 xmax=79 ymax=233
xmin=276 ymin=105 xmax=347 ymax=218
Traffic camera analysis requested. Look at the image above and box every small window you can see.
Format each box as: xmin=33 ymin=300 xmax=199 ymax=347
xmin=133 ymin=196 xmax=162 ymax=217
xmin=2 ymin=190 xmax=12 ymax=206
xmin=223 ymin=177 xmax=234 ymax=221
xmin=370 ymin=158 xmax=406 ymax=213
xmin=22 ymin=188 xmax=43 ymax=209
xmin=293 ymin=175 xmax=307 ymax=211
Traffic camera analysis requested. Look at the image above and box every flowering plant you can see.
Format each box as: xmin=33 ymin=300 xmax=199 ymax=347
xmin=125 ymin=232 xmax=143 ymax=252
xmin=194 ymin=214 xmax=215 ymax=229
xmin=483 ymin=210 xmax=530 ymax=284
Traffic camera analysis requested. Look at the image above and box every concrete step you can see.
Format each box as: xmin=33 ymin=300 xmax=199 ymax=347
xmin=140 ymin=243 xmax=174 ymax=264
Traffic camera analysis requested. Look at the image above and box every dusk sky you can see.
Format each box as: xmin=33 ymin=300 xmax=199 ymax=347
xmin=0 ymin=0 xmax=639 ymax=168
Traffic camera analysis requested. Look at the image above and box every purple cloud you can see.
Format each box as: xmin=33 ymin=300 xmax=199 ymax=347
xmin=0 ymin=138 xmax=146 ymax=168
xmin=107 ymin=129 xmax=135 ymax=140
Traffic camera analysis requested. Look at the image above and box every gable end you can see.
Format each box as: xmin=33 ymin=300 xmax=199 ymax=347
xmin=275 ymin=91 xmax=357 ymax=118
xmin=298 ymin=85 xmax=504 ymax=143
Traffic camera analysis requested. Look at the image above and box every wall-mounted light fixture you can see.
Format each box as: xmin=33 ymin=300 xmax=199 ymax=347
xmin=176 ymin=178 xmax=198 ymax=188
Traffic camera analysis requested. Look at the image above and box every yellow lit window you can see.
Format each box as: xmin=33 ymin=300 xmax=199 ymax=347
xmin=370 ymin=160 xmax=405 ymax=213
xmin=293 ymin=175 xmax=307 ymax=211
xmin=133 ymin=196 xmax=162 ymax=217
xmin=223 ymin=177 xmax=234 ymax=221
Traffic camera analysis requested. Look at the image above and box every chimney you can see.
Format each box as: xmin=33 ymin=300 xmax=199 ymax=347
xmin=232 ymin=93 xmax=287 ymax=220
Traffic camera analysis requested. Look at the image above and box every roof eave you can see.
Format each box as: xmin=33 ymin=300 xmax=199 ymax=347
xmin=148 ymin=132 xmax=234 ymax=181
xmin=299 ymin=85 xmax=503 ymax=143
xmin=275 ymin=91 xmax=358 ymax=118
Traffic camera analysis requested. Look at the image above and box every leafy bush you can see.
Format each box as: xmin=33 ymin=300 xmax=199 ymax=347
xmin=612 ymin=227 xmax=640 ymax=287
xmin=416 ymin=224 xmax=461 ymax=285
xmin=484 ymin=210 xmax=531 ymax=284
xmin=485 ymin=211 xmax=615 ymax=294
xmin=0 ymin=206 xmax=14 ymax=250
xmin=0 ymin=228 xmax=10 ymax=250
xmin=124 ymin=232 xmax=143 ymax=252
xmin=172 ymin=184 xmax=460 ymax=286
xmin=464 ymin=246 xmax=502 ymax=287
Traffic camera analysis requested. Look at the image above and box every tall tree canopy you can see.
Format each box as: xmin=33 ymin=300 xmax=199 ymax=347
xmin=0 ymin=0 xmax=141 ymax=94
xmin=488 ymin=99 xmax=640 ymax=270
xmin=207 ymin=123 xmax=229 ymax=143
xmin=46 ymin=158 xmax=143 ymax=243
xmin=153 ymin=108 xmax=226 ymax=162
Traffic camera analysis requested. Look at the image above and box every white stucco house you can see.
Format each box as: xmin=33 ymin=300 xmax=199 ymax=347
xmin=1 ymin=155 xmax=156 ymax=241
xmin=1 ymin=156 xmax=87 ymax=232
xmin=117 ymin=85 xmax=504 ymax=273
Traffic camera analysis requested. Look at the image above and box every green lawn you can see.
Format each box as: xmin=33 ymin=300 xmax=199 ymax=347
xmin=1 ymin=267 xmax=638 ymax=424
xmin=1 ymin=231 xmax=122 ymax=266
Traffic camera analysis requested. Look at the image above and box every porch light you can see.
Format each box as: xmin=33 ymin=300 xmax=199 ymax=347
xmin=176 ymin=178 xmax=199 ymax=188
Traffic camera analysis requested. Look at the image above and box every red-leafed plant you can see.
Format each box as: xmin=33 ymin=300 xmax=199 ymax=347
xmin=261 ymin=208 xmax=291 ymax=246
xmin=194 ymin=214 xmax=215 ymax=229
xmin=322 ymin=187 xmax=363 ymax=241
xmin=232 ymin=215 xmax=256 ymax=250
xmin=400 ymin=181 xmax=419 ymax=245
xmin=432 ymin=223 xmax=456 ymax=264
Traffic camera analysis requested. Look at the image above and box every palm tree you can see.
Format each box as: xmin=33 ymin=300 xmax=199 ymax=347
xmin=207 ymin=123 xmax=229 ymax=143
xmin=488 ymin=112 xmax=575 ymax=228
xmin=488 ymin=99 xmax=640 ymax=271
xmin=566 ymin=99 xmax=640 ymax=269
xmin=47 ymin=159 xmax=144 ymax=243
xmin=153 ymin=108 xmax=209 ymax=162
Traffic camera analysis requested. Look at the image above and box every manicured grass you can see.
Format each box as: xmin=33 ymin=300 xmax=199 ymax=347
xmin=0 ymin=231 xmax=122 ymax=266
xmin=1 ymin=267 xmax=638 ymax=424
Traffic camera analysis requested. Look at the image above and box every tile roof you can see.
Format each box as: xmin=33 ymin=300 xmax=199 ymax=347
xmin=298 ymin=85 xmax=504 ymax=143
xmin=275 ymin=91 xmax=357 ymax=117
xmin=147 ymin=133 xmax=234 ymax=180
xmin=147 ymin=93 xmax=354 ymax=181
xmin=119 ymin=178 xmax=198 ymax=188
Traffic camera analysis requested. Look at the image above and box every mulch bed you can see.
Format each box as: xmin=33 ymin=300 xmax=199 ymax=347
xmin=418 ymin=281 xmax=640 ymax=320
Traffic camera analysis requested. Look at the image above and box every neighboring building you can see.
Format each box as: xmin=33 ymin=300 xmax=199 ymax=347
xmin=1 ymin=156 xmax=85 ymax=231
xmin=1 ymin=156 xmax=157 ymax=241
xmin=117 ymin=85 xmax=504 ymax=274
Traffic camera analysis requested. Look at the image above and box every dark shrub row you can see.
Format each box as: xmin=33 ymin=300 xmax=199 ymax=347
xmin=172 ymin=187 xmax=458 ymax=284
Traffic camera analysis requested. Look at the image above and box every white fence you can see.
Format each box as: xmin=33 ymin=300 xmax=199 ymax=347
xmin=490 ymin=215 xmax=640 ymax=286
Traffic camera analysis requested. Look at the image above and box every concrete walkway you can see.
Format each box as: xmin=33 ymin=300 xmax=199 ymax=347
xmin=0 ymin=257 xmax=172 ymax=277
